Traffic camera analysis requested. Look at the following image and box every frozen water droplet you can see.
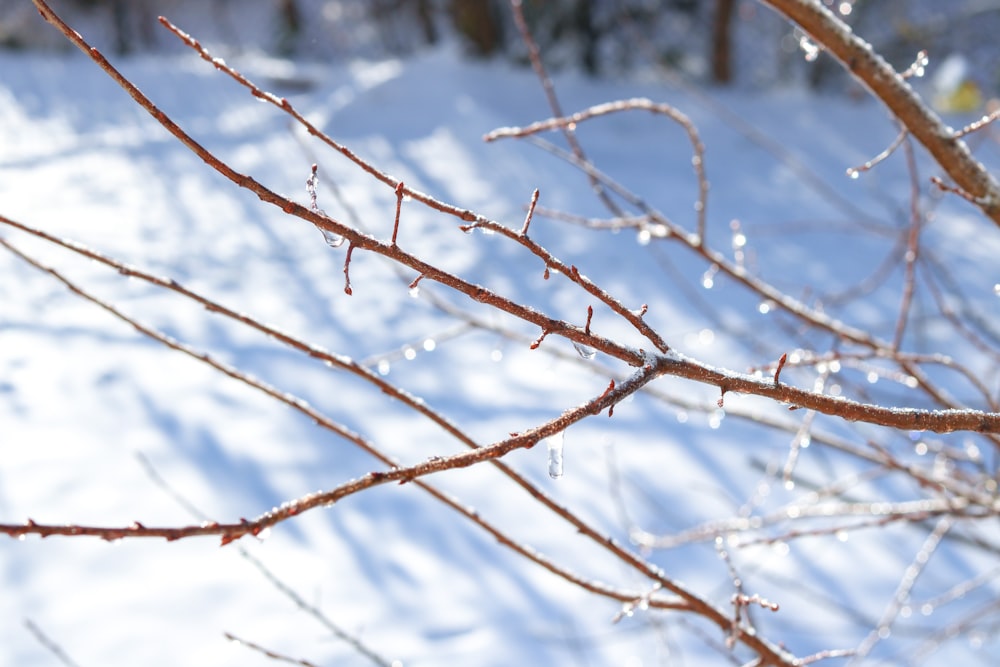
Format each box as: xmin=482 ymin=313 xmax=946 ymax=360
xmin=319 ymin=227 xmax=345 ymax=248
xmin=636 ymin=229 xmax=652 ymax=246
xmin=422 ymin=338 xmax=436 ymax=352
xmin=573 ymin=342 xmax=596 ymax=360
xmin=701 ymin=265 xmax=718 ymax=289
xmin=546 ymin=431 xmax=565 ymax=479
xmin=867 ymin=370 xmax=879 ymax=384
xmin=799 ymin=35 xmax=819 ymax=61
xmin=758 ymin=300 xmax=774 ymax=314
xmin=377 ymin=359 xmax=391 ymax=376
xmin=490 ymin=349 xmax=503 ymax=362
xmin=403 ymin=346 xmax=417 ymax=361
xmin=994 ymin=283 xmax=1000 ymax=296
xmin=409 ymin=285 xmax=420 ymax=298
xmin=847 ymin=168 xmax=860 ymax=179
xmin=708 ymin=408 xmax=724 ymax=429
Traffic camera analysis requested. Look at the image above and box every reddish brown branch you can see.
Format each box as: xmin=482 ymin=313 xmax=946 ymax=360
xmin=530 ymin=328 xmax=551 ymax=350
xmin=485 ymin=97 xmax=708 ymax=242
xmin=521 ymin=188 xmax=540 ymax=236
xmin=773 ymin=352 xmax=788 ymax=386
xmin=26 ymin=3 xmax=642 ymax=366
xmin=391 ymin=181 xmax=404 ymax=246
xmin=761 ymin=0 xmax=1000 ymax=224
xmin=461 ymin=215 xmax=669 ymax=353
xmin=343 ymin=243 xmax=355 ymax=295
xmin=0 ymin=234 xmax=707 ymax=616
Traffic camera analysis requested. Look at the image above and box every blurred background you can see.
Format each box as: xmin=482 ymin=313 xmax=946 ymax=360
xmin=2 ymin=0 xmax=999 ymax=107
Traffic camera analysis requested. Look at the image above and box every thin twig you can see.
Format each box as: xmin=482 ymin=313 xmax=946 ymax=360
xmin=892 ymin=134 xmax=923 ymax=351
xmin=23 ymin=619 xmax=83 ymax=667
xmin=761 ymin=0 xmax=1000 ymax=225
xmin=224 ymin=633 xmax=325 ymax=667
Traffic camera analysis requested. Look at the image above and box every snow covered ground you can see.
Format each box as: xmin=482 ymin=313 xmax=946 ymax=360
xmin=2 ymin=12 xmax=999 ymax=667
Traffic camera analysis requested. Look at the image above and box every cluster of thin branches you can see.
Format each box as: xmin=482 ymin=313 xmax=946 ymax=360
xmin=3 ymin=0 xmax=999 ymax=665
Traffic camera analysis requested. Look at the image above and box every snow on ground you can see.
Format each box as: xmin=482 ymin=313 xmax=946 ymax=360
xmin=1 ymin=20 xmax=999 ymax=667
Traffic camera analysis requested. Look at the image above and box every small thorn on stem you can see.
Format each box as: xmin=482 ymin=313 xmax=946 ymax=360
xmin=391 ymin=181 xmax=405 ymax=246
xmin=597 ymin=378 xmax=616 ymax=416
xmin=774 ymin=352 xmax=788 ymax=386
xmin=584 ymin=305 xmax=594 ymax=335
xmin=520 ymin=188 xmax=540 ymax=236
xmin=408 ymin=274 xmax=423 ymax=290
xmin=718 ymin=387 xmax=727 ymax=408
xmin=530 ymin=328 xmax=551 ymax=350
xmin=343 ymin=243 xmax=355 ymax=295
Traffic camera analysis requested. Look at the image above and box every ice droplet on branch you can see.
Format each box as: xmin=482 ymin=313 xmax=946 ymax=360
xmin=546 ymin=430 xmax=565 ymax=479
xmin=573 ymin=342 xmax=596 ymax=360
xmin=799 ymin=35 xmax=819 ymax=62
xmin=319 ymin=227 xmax=345 ymax=248
xmin=307 ymin=164 xmax=345 ymax=248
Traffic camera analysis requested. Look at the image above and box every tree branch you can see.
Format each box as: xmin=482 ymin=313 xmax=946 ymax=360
xmin=762 ymin=0 xmax=1000 ymax=225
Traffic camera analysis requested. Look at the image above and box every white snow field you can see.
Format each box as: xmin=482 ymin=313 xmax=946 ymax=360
xmin=1 ymin=10 xmax=999 ymax=667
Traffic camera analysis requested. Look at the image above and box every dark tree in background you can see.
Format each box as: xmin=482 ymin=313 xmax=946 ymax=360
xmin=711 ymin=0 xmax=736 ymax=83
xmin=3 ymin=0 xmax=998 ymax=93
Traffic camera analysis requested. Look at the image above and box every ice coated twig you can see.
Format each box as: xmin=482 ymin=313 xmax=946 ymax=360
xmin=224 ymin=633 xmax=329 ymax=667
xmin=520 ymin=187 xmax=540 ymax=236
xmin=0 ymin=233 xmax=697 ymax=616
xmin=845 ymin=127 xmax=908 ymax=179
xmin=18 ymin=1 xmax=1000 ymax=663
xmin=761 ymin=0 xmax=1000 ymax=225
xmin=954 ymin=109 xmax=1000 ymax=138
xmin=20 ymin=1 xmax=1000 ymax=429
xmin=485 ymin=97 xmax=708 ymax=243
xmin=26 ymin=4 xmax=644 ymax=367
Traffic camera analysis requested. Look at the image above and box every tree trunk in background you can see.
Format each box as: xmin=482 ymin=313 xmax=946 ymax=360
xmin=450 ymin=0 xmax=503 ymax=56
xmin=109 ymin=0 xmax=129 ymax=54
xmin=276 ymin=0 xmax=301 ymax=56
xmin=711 ymin=0 xmax=736 ymax=83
